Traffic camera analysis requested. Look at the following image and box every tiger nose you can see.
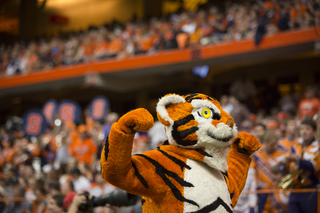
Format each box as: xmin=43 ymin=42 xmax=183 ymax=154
xmin=226 ymin=118 xmax=234 ymax=128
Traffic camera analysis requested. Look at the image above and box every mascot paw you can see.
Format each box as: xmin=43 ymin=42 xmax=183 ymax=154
xmin=117 ymin=108 xmax=154 ymax=134
xmin=231 ymin=132 xmax=261 ymax=156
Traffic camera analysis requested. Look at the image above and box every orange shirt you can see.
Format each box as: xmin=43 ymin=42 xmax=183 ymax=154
xmin=251 ymin=146 xmax=289 ymax=212
xmin=4 ymin=147 xmax=15 ymax=163
xmin=298 ymin=98 xmax=320 ymax=120
xmin=94 ymin=41 xmax=108 ymax=56
xmin=82 ymin=44 xmax=92 ymax=58
xmin=176 ymin=33 xmax=189 ymax=49
xmin=70 ymin=130 xmax=80 ymax=145
xmin=279 ymin=137 xmax=298 ymax=152
xmin=190 ymin=28 xmax=203 ymax=44
xmin=252 ymin=146 xmax=287 ymax=189
xmin=141 ymin=36 xmax=155 ymax=51
xmin=290 ymin=4 xmax=307 ymax=20
xmin=108 ymin=39 xmax=122 ymax=54
xmin=70 ymin=138 xmax=97 ymax=165
xmin=288 ymin=138 xmax=320 ymax=188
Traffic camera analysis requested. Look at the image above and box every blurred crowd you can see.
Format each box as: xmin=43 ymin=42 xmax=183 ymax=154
xmin=225 ymin=84 xmax=320 ymax=213
xmin=0 ymin=82 xmax=319 ymax=212
xmin=1 ymin=0 xmax=320 ymax=77
xmin=0 ymin=109 xmax=167 ymax=213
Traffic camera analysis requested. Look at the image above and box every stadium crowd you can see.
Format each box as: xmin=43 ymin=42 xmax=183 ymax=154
xmin=1 ymin=0 xmax=319 ymax=77
xmin=0 ymin=83 xmax=319 ymax=213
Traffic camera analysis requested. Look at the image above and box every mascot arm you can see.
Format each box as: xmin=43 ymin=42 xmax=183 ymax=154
xmin=226 ymin=132 xmax=260 ymax=207
xmin=100 ymin=108 xmax=158 ymax=197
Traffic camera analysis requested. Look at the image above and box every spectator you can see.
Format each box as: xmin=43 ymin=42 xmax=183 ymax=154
xmin=278 ymin=84 xmax=300 ymax=113
xmin=239 ymin=119 xmax=253 ymax=133
xmin=47 ymin=194 xmax=65 ymax=213
xmin=229 ymin=76 xmax=256 ymax=105
xmin=61 ymin=37 xmax=78 ymax=65
xmin=26 ymin=177 xmax=36 ymax=200
xmin=93 ymin=34 xmax=109 ymax=60
xmin=78 ymin=162 xmax=94 ymax=182
xmin=234 ymin=168 xmax=257 ymax=213
xmin=89 ymin=173 xmax=116 ymax=213
xmin=102 ymin=112 xmax=119 ymax=141
xmin=108 ymin=33 xmax=123 ymax=57
xmin=229 ymin=96 xmax=251 ymax=128
xmin=5 ymin=50 xmax=21 ymax=76
xmin=7 ymin=186 xmax=32 ymax=213
xmin=298 ymin=86 xmax=320 ymax=120
xmin=90 ymin=173 xmax=115 ymax=197
xmin=63 ymin=191 xmax=76 ymax=213
xmin=50 ymin=39 xmax=62 ymax=66
xmin=266 ymin=119 xmax=280 ymax=131
xmin=69 ymin=125 xmax=97 ymax=166
xmin=61 ymin=180 xmax=75 ymax=196
xmin=3 ymin=139 xmax=15 ymax=164
xmin=59 ymin=156 xmax=78 ymax=185
xmin=220 ymin=95 xmax=234 ymax=115
xmin=24 ymin=165 xmax=36 ymax=180
xmin=61 ymin=180 xmax=77 ymax=211
xmin=4 ymin=165 xmax=18 ymax=198
xmin=278 ymin=119 xmax=299 ymax=151
xmin=277 ymin=2 xmax=291 ymax=31
xmin=279 ymin=119 xmax=320 ymax=213
xmin=66 ymin=194 xmax=88 ymax=213
xmin=48 ymin=181 xmax=61 ymax=196
xmin=34 ymin=185 xmax=48 ymax=213
xmin=132 ymin=135 xmax=150 ymax=155
xmin=70 ymin=168 xmax=91 ymax=193
xmin=147 ymin=120 xmax=167 ymax=150
xmin=251 ymin=131 xmax=289 ymax=213
xmin=210 ymin=9 xmax=228 ymax=42
xmin=54 ymin=132 xmax=70 ymax=170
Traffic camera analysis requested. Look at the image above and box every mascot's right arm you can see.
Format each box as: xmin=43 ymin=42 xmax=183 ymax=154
xmin=101 ymin=93 xmax=260 ymax=213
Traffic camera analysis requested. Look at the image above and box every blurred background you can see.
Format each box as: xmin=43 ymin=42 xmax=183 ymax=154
xmin=0 ymin=0 xmax=319 ymax=121
xmin=0 ymin=0 xmax=320 ymax=212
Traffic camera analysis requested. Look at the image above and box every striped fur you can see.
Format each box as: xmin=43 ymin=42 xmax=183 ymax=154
xmin=100 ymin=94 xmax=260 ymax=212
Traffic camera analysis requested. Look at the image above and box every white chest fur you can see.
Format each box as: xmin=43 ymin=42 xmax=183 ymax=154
xmin=183 ymin=159 xmax=232 ymax=213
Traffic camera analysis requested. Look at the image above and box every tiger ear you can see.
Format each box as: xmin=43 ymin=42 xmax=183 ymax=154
xmin=156 ymin=94 xmax=185 ymax=127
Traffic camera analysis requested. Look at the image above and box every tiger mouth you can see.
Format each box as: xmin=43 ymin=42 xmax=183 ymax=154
xmin=207 ymin=132 xmax=233 ymax=142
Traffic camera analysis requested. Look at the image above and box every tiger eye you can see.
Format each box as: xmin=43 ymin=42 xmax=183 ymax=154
xmin=201 ymin=108 xmax=212 ymax=119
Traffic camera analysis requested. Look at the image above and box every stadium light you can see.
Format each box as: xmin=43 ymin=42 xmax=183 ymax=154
xmin=54 ymin=119 xmax=62 ymax=126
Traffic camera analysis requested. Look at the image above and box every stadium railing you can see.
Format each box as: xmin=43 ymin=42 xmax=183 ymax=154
xmin=0 ymin=26 xmax=319 ymax=91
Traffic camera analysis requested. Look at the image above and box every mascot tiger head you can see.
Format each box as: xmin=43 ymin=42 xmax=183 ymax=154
xmin=157 ymin=93 xmax=238 ymax=150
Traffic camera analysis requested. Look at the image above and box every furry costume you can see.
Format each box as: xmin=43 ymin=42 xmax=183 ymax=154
xmin=101 ymin=93 xmax=260 ymax=212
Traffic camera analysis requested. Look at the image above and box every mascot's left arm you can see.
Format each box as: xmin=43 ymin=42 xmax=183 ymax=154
xmin=225 ymin=132 xmax=260 ymax=207
xmin=100 ymin=108 xmax=158 ymax=197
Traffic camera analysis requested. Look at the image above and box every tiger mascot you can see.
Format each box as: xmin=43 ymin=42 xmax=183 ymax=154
xmin=101 ymin=93 xmax=260 ymax=212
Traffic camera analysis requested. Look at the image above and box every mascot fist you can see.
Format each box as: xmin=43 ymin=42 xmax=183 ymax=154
xmin=117 ymin=108 xmax=154 ymax=134
xmin=231 ymin=132 xmax=261 ymax=156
